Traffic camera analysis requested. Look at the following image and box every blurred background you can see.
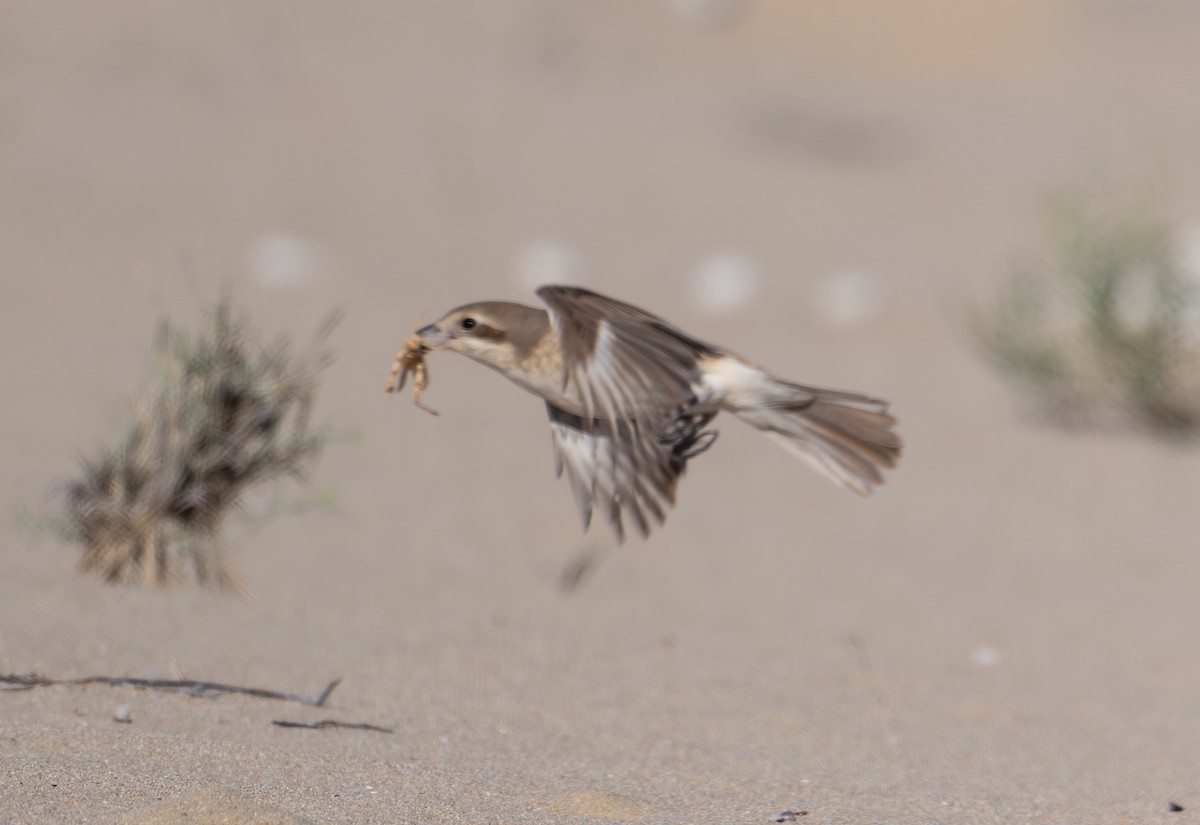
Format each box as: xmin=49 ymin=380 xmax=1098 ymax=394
xmin=4 ymin=2 xmax=1200 ymax=822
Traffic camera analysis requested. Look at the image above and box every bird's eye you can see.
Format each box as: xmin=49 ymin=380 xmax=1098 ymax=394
xmin=460 ymin=317 xmax=477 ymax=330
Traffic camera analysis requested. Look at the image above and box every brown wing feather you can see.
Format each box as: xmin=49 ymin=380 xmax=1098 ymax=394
xmin=536 ymin=285 xmax=717 ymax=423
xmin=546 ymin=403 xmax=691 ymax=542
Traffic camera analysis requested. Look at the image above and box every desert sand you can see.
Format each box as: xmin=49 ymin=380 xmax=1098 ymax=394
xmin=4 ymin=2 xmax=1200 ymax=823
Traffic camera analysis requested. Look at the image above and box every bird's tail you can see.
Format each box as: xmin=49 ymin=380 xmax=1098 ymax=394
xmin=732 ymin=377 xmax=901 ymax=495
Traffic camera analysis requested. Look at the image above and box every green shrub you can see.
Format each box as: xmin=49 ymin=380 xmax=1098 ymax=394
xmin=63 ymin=298 xmax=334 ymax=589
xmin=971 ymin=184 xmax=1200 ymax=436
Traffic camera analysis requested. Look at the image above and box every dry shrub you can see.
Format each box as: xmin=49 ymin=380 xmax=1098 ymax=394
xmin=65 ymin=298 xmax=334 ymax=589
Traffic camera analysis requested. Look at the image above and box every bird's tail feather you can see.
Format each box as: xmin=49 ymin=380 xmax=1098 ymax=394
xmin=733 ymin=378 xmax=901 ymax=495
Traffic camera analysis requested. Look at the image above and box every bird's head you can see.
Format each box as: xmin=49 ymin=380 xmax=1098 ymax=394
xmin=416 ymin=301 xmax=549 ymax=370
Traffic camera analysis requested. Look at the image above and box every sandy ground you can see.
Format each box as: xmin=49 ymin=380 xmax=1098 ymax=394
xmin=4 ymin=2 xmax=1200 ymax=822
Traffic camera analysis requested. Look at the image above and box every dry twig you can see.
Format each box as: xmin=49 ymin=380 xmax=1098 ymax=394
xmin=0 ymin=672 xmax=340 ymax=707
xmin=271 ymin=718 xmax=393 ymax=733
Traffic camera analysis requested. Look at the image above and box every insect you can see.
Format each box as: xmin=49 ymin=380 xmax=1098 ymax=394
xmin=386 ymin=334 xmax=438 ymax=416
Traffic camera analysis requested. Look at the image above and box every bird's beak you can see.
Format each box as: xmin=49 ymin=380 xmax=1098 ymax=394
xmin=415 ymin=322 xmax=452 ymax=349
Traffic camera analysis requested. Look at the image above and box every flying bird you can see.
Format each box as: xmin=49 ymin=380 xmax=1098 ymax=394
xmin=407 ymin=285 xmax=901 ymax=542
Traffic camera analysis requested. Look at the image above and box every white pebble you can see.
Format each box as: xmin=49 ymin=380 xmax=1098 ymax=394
xmin=689 ymin=249 xmax=760 ymax=314
xmin=813 ymin=270 xmax=886 ymax=327
xmin=513 ymin=239 xmax=585 ymax=291
xmin=248 ymin=231 xmax=320 ymax=288
xmin=970 ymin=645 xmax=1003 ymax=667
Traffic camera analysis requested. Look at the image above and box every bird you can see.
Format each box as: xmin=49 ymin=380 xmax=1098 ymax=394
xmin=410 ymin=285 xmax=901 ymax=542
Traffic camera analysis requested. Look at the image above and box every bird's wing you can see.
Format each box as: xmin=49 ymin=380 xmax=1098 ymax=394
xmin=538 ymin=286 xmax=723 ymax=541
xmin=546 ymin=403 xmax=691 ymax=543
xmin=536 ymin=285 xmax=717 ymax=425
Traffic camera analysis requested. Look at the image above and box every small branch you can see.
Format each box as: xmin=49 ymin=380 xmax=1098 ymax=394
xmin=271 ymin=719 xmax=393 ymax=734
xmin=0 ymin=673 xmax=340 ymax=707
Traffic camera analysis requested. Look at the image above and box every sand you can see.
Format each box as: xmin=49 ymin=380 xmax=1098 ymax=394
xmin=4 ymin=2 xmax=1200 ymax=822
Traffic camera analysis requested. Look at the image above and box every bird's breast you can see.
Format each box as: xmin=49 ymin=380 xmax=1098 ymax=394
xmin=500 ymin=341 xmax=583 ymax=411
